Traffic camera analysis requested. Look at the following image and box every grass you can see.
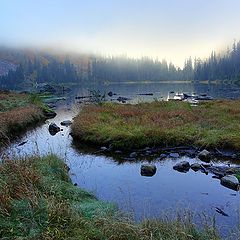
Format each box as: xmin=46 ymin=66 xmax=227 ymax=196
xmin=0 ymin=91 xmax=54 ymax=148
xmin=0 ymin=154 xmax=220 ymax=239
xmin=71 ymin=100 xmax=240 ymax=150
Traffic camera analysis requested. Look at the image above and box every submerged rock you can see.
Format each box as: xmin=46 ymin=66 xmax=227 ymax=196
xmin=173 ymin=161 xmax=190 ymax=173
xmin=141 ymin=165 xmax=157 ymax=177
xmin=60 ymin=120 xmax=72 ymax=126
xmin=198 ymin=149 xmax=211 ymax=162
xmin=220 ymin=175 xmax=239 ymax=191
xmin=49 ymin=123 xmax=60 ymax=135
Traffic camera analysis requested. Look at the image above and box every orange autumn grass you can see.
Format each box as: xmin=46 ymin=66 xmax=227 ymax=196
xmin=71 ymin=100 xmax=240 ymax=150
xmin=0 ymin=92 xmax=44 ymax=147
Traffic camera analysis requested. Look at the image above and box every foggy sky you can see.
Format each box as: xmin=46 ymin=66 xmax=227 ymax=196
xmin=1 ymin=0 xmax=240 ymax=67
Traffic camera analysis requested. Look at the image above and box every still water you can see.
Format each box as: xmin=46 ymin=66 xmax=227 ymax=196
xmin=2 ymin=81 xmax=240 ymax=236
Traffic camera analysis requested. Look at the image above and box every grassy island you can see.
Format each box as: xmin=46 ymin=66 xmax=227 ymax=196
xmin=0 ymin=154 xmax=219 ymax=239
xmin=71 ymin=100 xmax=240 ymax=150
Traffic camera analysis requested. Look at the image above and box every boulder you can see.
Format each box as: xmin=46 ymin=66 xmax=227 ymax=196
xmin=49 ymin=123 xmax=60 ymax=135
xmin=173 ymin=161 xmax=190 ymax=173
xmin=190 ymin=163 xmax=202 ymax=172
xmin=220 ymin=175 xmax=239 ymax=191
xmin=60 ymin=120 xmax=72 ymax=126
xmin=198 ymin=149 xmax=211 ymax=162
xmin=141 ymin=165 xmax=157 ymax=177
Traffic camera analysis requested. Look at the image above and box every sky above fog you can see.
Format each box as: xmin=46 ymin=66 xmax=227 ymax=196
xmin=1 ymin=0 xmax=240 ymax=67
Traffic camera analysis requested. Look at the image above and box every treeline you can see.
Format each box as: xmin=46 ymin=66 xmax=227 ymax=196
xmin=0 ymin=48 xmax=194 ymax=89
xmin=0 ymin=49 xmax=82 ymax=88
xmin=0 ymin=40 xmax=240 ymax=89
xmin=194 ymin=41 xmax=240 ymax=81
xmin=90 ymin=56 xmax=193 ymax=83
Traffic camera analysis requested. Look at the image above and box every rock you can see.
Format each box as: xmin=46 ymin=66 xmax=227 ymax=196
xmin=220 ymin=175 xmax=239 ymax=191
xmin=130 ymin=152 xmax=137 ymax=158
xmin=141 ymin=165 xmax=157 ymax=177
xmin=74 ymin=183 xmax=78 ymax=186
xmin=108 ymin=91 xmax=113 ymax=97
xmin=198 ymin=149 xmax=211 ymax=162
xmin=44 ymin=110 xmax=57 ymax=119
xmin=169 ymin=153 xmax=179 ymax=158
xmin=49 ymin=123 xmax=60 ymax=135
xmin=60 ymin=120 xmax=72 ymax=126
xmin=173 ymin=161 xmax=190 ymax=173
xmin=190 ymin=163 xmax=202 ymax=172
xmin=117 ymin=96 xmax=131 ymax=102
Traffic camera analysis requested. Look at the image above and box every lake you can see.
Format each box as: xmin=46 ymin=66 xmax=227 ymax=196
xmin=2 ymin=80 xmax=240 ymax=237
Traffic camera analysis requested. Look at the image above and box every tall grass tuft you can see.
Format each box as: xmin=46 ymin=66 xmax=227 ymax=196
xmin=0 ymin=154 xmax=220 ymax=239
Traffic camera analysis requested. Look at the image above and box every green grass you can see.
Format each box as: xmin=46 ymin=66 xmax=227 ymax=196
xmin=28 ymin=92 xmax=56 ymax=114
xmin=0 ymin=92 xmax=29 ymax=112
xmin=0 ymin=154 xmax=220 ymax=239
xmin=71 ymin=100 xmax=240 ymax=150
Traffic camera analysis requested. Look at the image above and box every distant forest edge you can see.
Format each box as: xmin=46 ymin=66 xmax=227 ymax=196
xmin=0 ymin=40 xmax=240 ymax=89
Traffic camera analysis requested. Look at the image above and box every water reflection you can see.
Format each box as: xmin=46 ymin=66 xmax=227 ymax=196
xmin=2 ymin=81 xmax=240 ymax=236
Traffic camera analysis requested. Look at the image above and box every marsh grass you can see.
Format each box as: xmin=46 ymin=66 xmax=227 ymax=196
xmin=71 ymin=100 xmax=240 ymax=150
xmin=0 ymin=154 xmax=220 ymax=239
xmin=0 ymin=92 xmax=53 ymax=148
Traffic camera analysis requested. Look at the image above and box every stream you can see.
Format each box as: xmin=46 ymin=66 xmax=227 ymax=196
xmin=2 ymin=81 xmax=240 ymax=236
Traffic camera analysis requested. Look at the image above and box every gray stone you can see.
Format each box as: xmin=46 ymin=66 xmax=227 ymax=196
xmin=190 ymin=163 xmax=202 ymax=172
xmin=141 ymin=165 xmax=157 ymax=177
xmin=60 ymin=120 xmax=72 ymax=126
xmin=198 ymin=149 xmax=211 ymax=162
xmin=221 ymin=175 xmax=239 ymax=191
xmin=173 ymin=161 xmax=190 ymax=172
